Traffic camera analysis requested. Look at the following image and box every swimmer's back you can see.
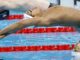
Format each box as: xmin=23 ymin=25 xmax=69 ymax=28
xmin=42 ymin=6 xmax=80 ymax=17
xmin=40 ymin=6 xmax=80 ymax=27
xmin=42 ymin=6 xmax=80 ymax=20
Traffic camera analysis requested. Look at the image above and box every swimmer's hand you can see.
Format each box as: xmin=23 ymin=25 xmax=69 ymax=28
xmin=0 ymin=31 xmax=10 ymax=38
xmin=0 ymin=35 xmax=6 ymax=38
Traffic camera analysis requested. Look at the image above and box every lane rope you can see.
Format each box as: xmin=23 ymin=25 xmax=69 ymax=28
xmin=7 ymin=15 xmax=23 ymax=20
xmin=16 ymin=27 xmax=76 ymax=34
xmin=0 ymin=44 xmax=75 ymax=52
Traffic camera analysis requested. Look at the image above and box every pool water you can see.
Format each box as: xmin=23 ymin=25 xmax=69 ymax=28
xmin=0 ymin=10 xmax=80 ymax=60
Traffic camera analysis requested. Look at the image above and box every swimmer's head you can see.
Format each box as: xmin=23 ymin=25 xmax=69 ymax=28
xmin=27 ymin=8 xmax=43 ymax=17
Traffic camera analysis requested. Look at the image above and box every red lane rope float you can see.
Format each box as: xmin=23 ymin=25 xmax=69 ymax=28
xmin=16 ymin=27 xmax=76 ymax=34
xmin=0 ymin=44 xmax=75 ymax=52
xmin=7 ymin=15 xmax=24 ymax=20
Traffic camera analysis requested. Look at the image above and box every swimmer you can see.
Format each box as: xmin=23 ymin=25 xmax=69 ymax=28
xmin=1 ymin=0 xmax=80 ymax=38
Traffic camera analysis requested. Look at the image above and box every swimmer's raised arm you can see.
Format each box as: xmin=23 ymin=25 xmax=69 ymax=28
xmin=0 ymin=0 xmax=49 ymax=11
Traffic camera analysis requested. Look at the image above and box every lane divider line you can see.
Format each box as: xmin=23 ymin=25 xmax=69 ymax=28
xmin=16 ymin=27 xmax=76 ymax=34
xmin=7 ymin=15 xmax=23 ymax=20
xmin=0 ymin=44 xmax=75 ymax=52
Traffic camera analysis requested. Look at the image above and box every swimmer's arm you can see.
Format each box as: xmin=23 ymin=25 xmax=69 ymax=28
xmin=0 ymin=17 xmax=41 ymax=36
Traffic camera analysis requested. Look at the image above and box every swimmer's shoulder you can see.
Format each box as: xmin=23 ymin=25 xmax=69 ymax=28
xmin=48 ymin=5 xmax=76 ymax=13
xmin=48 ymin=5 xmax=64 ymax=10
xmin=47 ymin=5 xmax=63 ymax=12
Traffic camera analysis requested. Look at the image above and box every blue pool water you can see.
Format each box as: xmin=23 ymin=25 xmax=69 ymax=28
xmin=0 ymin=10 xmax=80 ymax=60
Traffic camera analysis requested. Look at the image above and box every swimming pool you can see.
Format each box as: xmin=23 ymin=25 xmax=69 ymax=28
xmin=0 ymin=10 xmax=79 ymax=60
